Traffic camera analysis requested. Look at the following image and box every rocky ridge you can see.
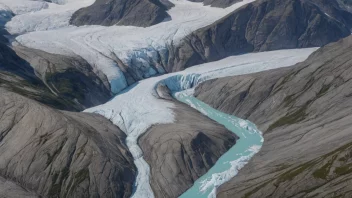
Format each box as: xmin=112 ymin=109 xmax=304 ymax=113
xmin=194 ymin=35 xmax=352 ymax=198
xmin=70 ymin=0 xmax=174 ymax=27
xmin=188 ymin=0 xmax=243 ymax=8
xmin=0 ymin=89 xmax=136 ymax=198
xmin=14 ymin=46 xmax=112 ymax=110
xmin=166 ymin=0 xmax=352 ymax=72
xmin=139 ymin=87 xmax=238 ymax=197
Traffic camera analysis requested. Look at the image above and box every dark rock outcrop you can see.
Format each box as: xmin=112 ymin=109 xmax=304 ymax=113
xmin=167 ymin=0 xmax=352 ymax=72
xmin=188 ymin=0 xmax=242 ymax=8
xmin=194 ymin=35 xmax=352 ymax=197
xmin=0 ymin=70 xmax=82 ymax=111
xmin=313 ymin=0 xmax=352 ymax=28
xmin=0 ymin=30 xmax=81 ymax=110
xmin=0 ymin=11 xmax=112 ymax=111
xmin=14 ymin=46 xmax=112 ymax=110
xmin=139 ymin=97 xmax=238 ymax=197
xmin=70 ymin=0 xmax=173 ymax=27
xmin=0 ymin=89 xmax=136 ymax=197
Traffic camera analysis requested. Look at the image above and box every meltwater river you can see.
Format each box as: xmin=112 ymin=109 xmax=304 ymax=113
xmin=175 ymin=92 xmax=264 ymax=198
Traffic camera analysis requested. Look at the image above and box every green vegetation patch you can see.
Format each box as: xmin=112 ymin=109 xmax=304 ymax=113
xmin=46 ymin=140 xmax=66 ymax=166
xmin=48 ymin=167 xmax=70 ymax=197
xmin=46 ymin=68 xmax=87 ymax=102
xmin=317 ymin=84 xmax=331 ymax=97
xmin=277 ymin=161 xmax=314 ymax=183
xmin=67 ymin=168 xmax=90 ymax=196
xmin=312 ymin=156 xmax=336 ymax=180
xmin=334 ymin=164 xmax=352 ymax=176
xmin=267 ymin=102 xmax=309 ymax=131
xmin=244 ymin=180 xmax=272 ymax=198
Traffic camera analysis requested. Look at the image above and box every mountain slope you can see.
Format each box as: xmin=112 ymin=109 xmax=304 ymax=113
xmin=0 ymin=89 xmax=136 ymax=197
xmin=167 ymin=0 xmax=352 ymax=71
xmin=194 ymin=35 xmax=352 ymax=197
xmin=13 ymin=0 xmax=350 ymax=92
xmin=0 ymin=8 xmax=113 ymax=111
xmin=70 ymin=0 xmax=173 ymax=27
xmin=188 ymin=0 xmax=242 ymax=8
xmin=14 ymin=46 xmax=112 ymax=110
xmin=0 ymin=34 xmax=81 ymax=110
xmin=139 ymin=95 xmax=238 ymax=197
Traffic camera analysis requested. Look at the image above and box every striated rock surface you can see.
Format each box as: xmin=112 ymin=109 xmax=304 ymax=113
xmin=0 ymin=34 xmax=82 ymax=110
xmin=194 ymin=35 xmax=352 ymax=197
xmin=0 ymin=89 xmax=136 ymax=198
xmin=167 ymin=0 xmax=352 ymax=72
xmin=139 ymin=91 xmax=238 ymax=197
xmin=70 ymin=0 xmax=173 ymax=27
xmin=14 ymin=46 xmax=112 ymax=110
xmin=0 ymin=176 xmax=38 ymax=198
xmin=0 ymin=13 xmax=112 ymax=111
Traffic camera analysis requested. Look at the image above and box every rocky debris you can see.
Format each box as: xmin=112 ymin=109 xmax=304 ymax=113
xmin=187 ymin=0 xmax=242 ymax=8
xmin=14 ymin=46 xmax=112 ymax=110
xmin=194 ymin=35 xmax=352 ymax=197
xmin=155 ymin=83 xmax=173 ymax=100
xmin=167 ymin=0 xmax=352 ymax=72
xmin=70 ymin=0 xmax=173 ymax=27
xmin=0 ymin=89 xmax=136 ymax=198
xmin=139 ymin=86 xmax=238 ymax=197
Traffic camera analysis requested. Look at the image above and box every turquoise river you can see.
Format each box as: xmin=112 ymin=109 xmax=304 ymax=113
xmin=175 ymin=92 xmax=264 ymax=198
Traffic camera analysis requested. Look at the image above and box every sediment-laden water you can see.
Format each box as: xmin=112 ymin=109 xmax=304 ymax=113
xmin=175 ymin=91 xmax=263 ymax=198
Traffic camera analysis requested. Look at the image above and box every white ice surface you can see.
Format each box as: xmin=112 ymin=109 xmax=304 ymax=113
xmin=0 ymin=0 xmax=48 ymax=15
xmin=1 ymin=0 xmax=318 ymax=196
xmin=5 ymin=0 xmax=94 ymax=34
xmin=85 ymin=48 xmax=318 ymax=198
xmin=6 ymin=0 xmax=256 ymax=93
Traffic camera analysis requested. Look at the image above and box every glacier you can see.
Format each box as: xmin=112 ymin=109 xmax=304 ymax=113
xmin=5 ymin=0 xmax=256 ymax=93
xmin=85 ymin=48 xmax=318 ymax=198
xmin=1 ymin=0 xmax=320 ymax=196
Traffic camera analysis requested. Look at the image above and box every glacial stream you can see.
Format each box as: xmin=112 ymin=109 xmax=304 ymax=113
xmin=174 ymin=91 xmax=264 ymax=198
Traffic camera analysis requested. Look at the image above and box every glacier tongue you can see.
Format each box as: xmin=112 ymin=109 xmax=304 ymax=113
xmin=85 ymin=48 xmax=318 ymax=197
xmin=7 ymin=0 xmax=257 ymax=93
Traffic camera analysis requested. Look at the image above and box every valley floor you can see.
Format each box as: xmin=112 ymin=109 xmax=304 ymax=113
xmin=3 ymin=0 xmax=346 ymax=196
xmin=85 ymin=48 xmax=317 ymax=197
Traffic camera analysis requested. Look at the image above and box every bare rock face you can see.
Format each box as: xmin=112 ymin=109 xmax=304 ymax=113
xmin=167 ymin=0 xmax=352 ymax=72
xmin=187 ymin=0 xmax=242 ymax=8
xmin=1 ymin=16 xmax=112 ymax=111
xmin=194 ymin=35 xmax=352 ymax=197
xmin=14 ymin=46 xmax=112 ymax=110
xmin=0 ymin=176 xmax=38 ymax=198
xmin=70 ymin=0 xmax=173 ymax=27
xmin=0 ymin=89 xmax=136 ymax=198
xmin=139 ymin=99 xmax=238 ymax=197
xmin=0 ymin=37 xmax=81 ymax=110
